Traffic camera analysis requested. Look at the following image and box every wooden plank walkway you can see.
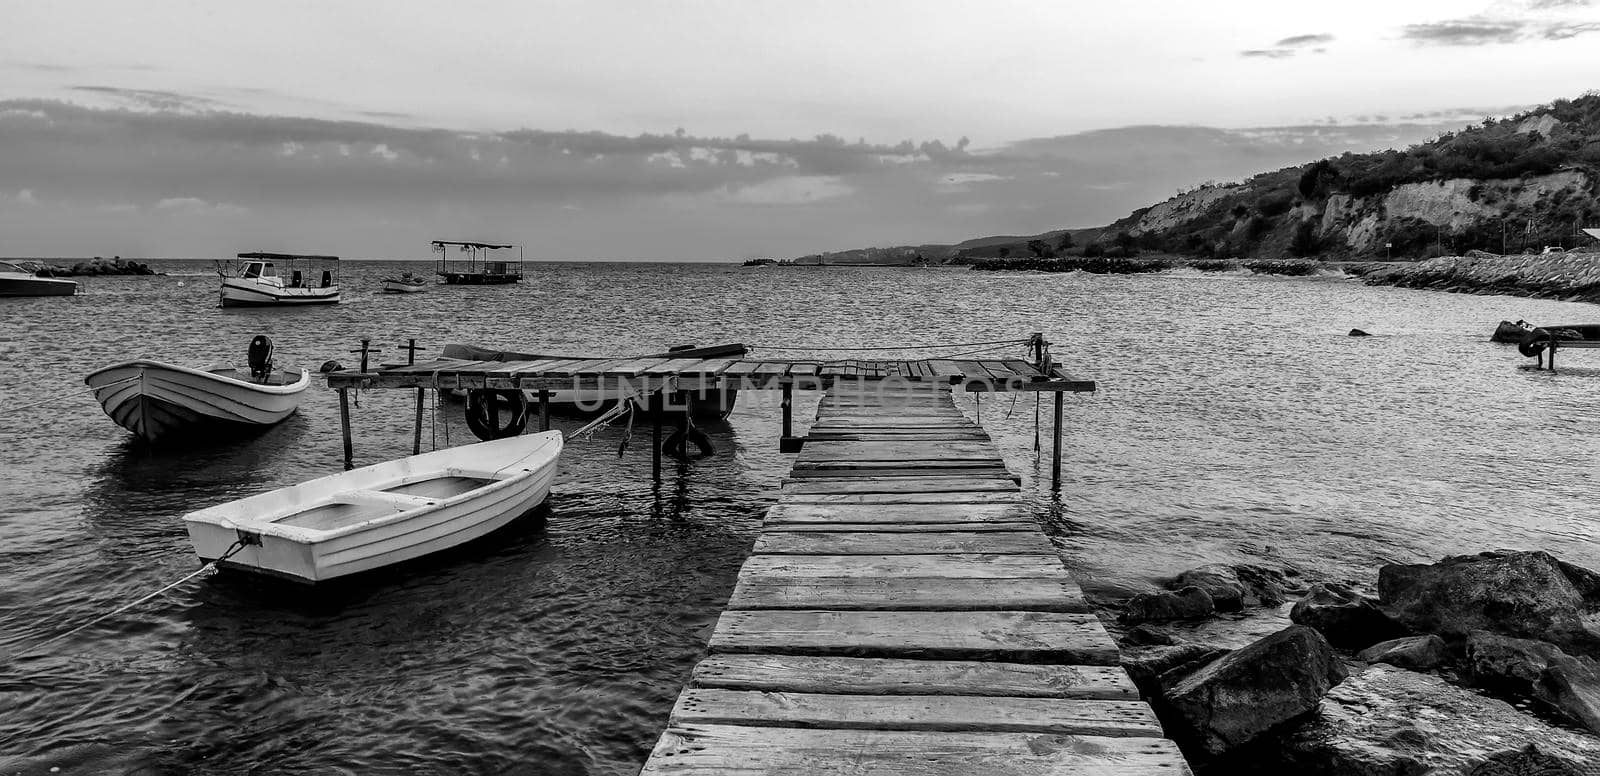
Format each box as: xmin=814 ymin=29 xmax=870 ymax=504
xmin=639 ymin=389 xmax=1190 ymax=775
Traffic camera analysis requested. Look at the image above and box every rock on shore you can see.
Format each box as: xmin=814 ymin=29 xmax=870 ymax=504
xmin=30 ymin=257 xmax=158 ymax=276
xmin=1274 ymin=664 xmax=1600 ymax=774
xmin=1349 ymin=250 xmax=1600 ymax=303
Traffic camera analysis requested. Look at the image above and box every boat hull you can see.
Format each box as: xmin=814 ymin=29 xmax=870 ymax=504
xmin=85 ymin=360 xmax=309 ymax=442
xmin=0 ymin=274 xmax=78 ymax=296
xmin=220 ymin=279 xmax=341 ymax=307
xmin=184 ymin=432 xmax=563 ymax=583
xmin=382 ymin=280 xmax=428 ymax=293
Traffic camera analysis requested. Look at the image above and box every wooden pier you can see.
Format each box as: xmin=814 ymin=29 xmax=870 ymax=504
xmin=322 ymin=335 xmax=1095 ymax=487
xmin=637 ymin=389 xmax=1190 ymax=774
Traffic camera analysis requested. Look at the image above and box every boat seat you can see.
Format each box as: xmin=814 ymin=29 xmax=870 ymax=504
xmin=445 ymin=466 xmax=519 ymax=481
xmin=328 ymin=489 xmax=439 ymax=510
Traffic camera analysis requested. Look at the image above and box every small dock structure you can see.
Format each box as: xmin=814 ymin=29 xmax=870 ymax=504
xmin=323 ymin=334 xmax=1094 ymax=488
xmin=637 ymin=388 xmax=1190 ymax=774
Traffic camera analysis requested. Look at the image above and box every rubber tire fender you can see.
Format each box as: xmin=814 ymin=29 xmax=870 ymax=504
xmin=661 ymin=426 xmax=714 ymax=459
xmin=464 ymin=389 xmax=528 ymax=441
xmin=1518 ymin=328 xmax=1552 ymax=358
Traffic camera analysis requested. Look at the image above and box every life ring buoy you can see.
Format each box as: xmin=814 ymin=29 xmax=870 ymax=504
xmin=1518 ymin=327 xmax=1553 ymax=358
xmin=661 ymin=425 xmax=714 ymax=459
xmin=465 ymin=389 xmax=528 ymax=440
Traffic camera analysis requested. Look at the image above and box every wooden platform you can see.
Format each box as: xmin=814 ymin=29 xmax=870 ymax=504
xmin=638 ymin=390 xmax=1191 ymax=775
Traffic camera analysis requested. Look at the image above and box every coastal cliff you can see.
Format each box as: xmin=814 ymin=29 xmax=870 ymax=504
xmin=795 ymin=93 xmax=1600 ymax=268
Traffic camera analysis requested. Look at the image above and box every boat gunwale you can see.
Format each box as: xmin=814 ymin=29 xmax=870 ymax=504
xmin=84 ymin=359 xmax=311 ymax=395
xmin=182 ymin=431 xmax=563 ymax=544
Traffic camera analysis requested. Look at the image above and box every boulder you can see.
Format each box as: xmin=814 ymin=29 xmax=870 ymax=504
xmin=1274 ymin=665 xmax=1600 ymax=775
xmin=1234 ymin=563 xmax=1297 ymax=606
xmin=1120 ymin=643 xmax=1229 ymax=695
xmin=1291 ymin=582 xmax=1410 ymax=649
xmin=1164 ymin=625 xmax=1346 ymax=755
xmin=1356 ymin=634 xmax=1448 ymax=671
xmin=1378 ymin=550 xmax=1600 ymax=655
xmin=1122 ymin=586 xmax=1215 ymax=623
xmin=1464 ymin=631 xmax=1600 ymax=735
xmin=1175 ymin=564 xmax=1249 ymax=611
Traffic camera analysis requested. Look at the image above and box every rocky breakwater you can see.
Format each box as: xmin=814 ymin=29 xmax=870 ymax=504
xmin=30 ymin=257 xmax=159 ymax=277
xmin=1103 ymin=550 xmax=1600 ymax=773
xmin=1350 ymin=250 xmax=1600 ymax=304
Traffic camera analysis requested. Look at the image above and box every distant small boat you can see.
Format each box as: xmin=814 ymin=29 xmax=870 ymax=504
xmin=220 ymin=252 xmax=340 ymax=307
xmin=183 ymin=431 xmax=563 ymax=583
xmin=382 ymin=272 xmax=429 ymax=294
xmin=439 ymin=342 xmax=744 ymax=419
xmin=0 ymin=260 xmax=78 ymax=297
xmin=85 ymin=336 xmax=309 ymax=442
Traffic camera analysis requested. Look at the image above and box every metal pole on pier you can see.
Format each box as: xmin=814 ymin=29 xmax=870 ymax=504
xmin=1051 ymin=390 xmax=1064 ymax=492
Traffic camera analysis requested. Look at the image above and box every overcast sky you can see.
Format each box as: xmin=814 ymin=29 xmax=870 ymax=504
xmin=2 ymin=0 xmax=1597 ymax=260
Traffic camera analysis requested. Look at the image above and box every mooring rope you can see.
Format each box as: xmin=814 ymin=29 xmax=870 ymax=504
xmin=16 ymin=540 xmax=250 ymax=659
xmin=13 ymin=375 xmax=138 ymax=412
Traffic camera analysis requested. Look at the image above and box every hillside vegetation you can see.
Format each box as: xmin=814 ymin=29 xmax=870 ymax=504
xmin=800 ymin=93 xmax=1600 ymax=266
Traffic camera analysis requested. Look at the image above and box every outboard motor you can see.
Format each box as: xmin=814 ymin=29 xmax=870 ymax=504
xmin=248 ymin=335 xmax=275 ymax=381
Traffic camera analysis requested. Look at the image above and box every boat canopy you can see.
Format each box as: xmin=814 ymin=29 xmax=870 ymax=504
xmin=237 ymin=252 xmax=340 ymax=261
xmin=1583 ymin=228 xmax=1600 ymax=242
xmin=431 ymin=241 xmax=515 ymax=250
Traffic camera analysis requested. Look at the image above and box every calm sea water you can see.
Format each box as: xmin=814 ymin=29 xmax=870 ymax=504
xmin=2 ymin=261 xmax=1599 ymax=774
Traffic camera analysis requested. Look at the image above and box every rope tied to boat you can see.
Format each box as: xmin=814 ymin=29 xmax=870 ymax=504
xmin=15 ymin=540 xmax=251 ymax=659
xmin=14 ymin=374 xmax=139 ymax=413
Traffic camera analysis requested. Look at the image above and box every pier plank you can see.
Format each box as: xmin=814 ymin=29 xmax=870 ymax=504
xmin=780 ymin=477 xmax=1019 ymax=495
xmin=691 ymin=655 xmax=1133 ymax=698
xmin=780 ymin=492 xmax=1026 ymax=505
xmin=670 ymin=688 xmax=1161 ymax=737
xmin=763 ymin=503 xmax=1028 ymax=525
xmin=602 ymin=357 xmax=672 ymax=376
xmin=738 ymin=553 xmax=1066 ymax=578
xmin=709 ymin=610 xmax=1120 ymax=664
xmin=727 ymin=576 xmax=1088 ymax=612
xmin=752 ymin=530 xmax=1055 ymax=555
xmin=762 ymin=522 xmax=1040 ymax=533
xmin=640 ymin=726 xmax=1192 ymax=776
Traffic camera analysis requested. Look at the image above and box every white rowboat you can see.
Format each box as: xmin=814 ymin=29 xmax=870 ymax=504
xmin=184 ymin=432 xmax=563 ymax=583
xmin=85 ymin=359 xmax=309 ymax=443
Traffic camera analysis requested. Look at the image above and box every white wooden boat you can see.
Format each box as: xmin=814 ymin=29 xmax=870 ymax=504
xmin=381 ymin=272 xmax=429 ymax=293
xmin=220 ymin=252 xmax=340 ymax=307
xmin=0 ymin=261 xmax=78 ymax=296
xmin=184 ymin=431 xmax=563 ymax=583
xmin=85 ymin=337 xmax=309 ymax=442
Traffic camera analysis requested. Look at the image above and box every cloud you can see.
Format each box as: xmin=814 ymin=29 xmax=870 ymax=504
xmin=1240 ymin=49 xmax=1294 ymax=58
xmin=16 ymin=189 xmax=37 ymax=205
xmin=1275 ymin=33 xmax=1335 ymax=47
xmin=1531 ymin=0 xmax=1592 ymax=8
xmin=0 ymin=97 xmax=1505 ymax=259
xmin=1543 ymin=21 xmax=1600 ymax=37
xmin=69 ymin=85 xmax=228 ymax=113
xmin=715 ymin=175 xmax=853 ymax=205
xmin=1400 ymin=19 xmax=1529 ymax=44
xmin=155 ymin=196 xmax=247 ymax=214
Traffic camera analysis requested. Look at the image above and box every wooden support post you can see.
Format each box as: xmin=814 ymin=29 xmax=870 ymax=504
xmin=406 ymin=338 xmax=423 ymax=455
xmin=1051 ymin=389 xmax=1064 ymax=492
xmin=650 ymin=392 xmax=663 ymax=483
xmin=1549 ymin=341 xmax=1558 ymax=373
xmin=538 ymin=389 xmax=551 ymax=431
xmin=412 ymin=389 xmax=425 ymax=455
xmin=779 ymin=382 xmax=803 ymax=453
xmin=338 ymin=388 xmax=354 ymax=469
xmin=679 ymin=394 xmax=693 ymax=472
